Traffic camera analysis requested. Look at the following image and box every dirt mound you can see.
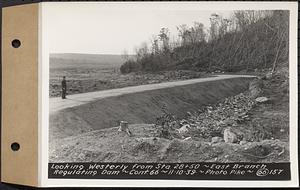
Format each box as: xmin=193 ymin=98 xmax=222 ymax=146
xmin=49 ymin=124 xmax=289 ymax=163
xmin=158 ymin=139 xmax=217 ymax=162
xmin=239 ymin=140 xmax=289 ymax=162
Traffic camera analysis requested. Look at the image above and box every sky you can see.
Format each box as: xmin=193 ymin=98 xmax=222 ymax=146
xmin=44 ymin=3 xmax=233 ymax=55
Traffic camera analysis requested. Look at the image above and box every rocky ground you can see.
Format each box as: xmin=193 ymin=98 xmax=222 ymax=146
xmin=50 ymin=67 xmax=289 ymax=163
xmin=49 ymin=124 xmax=288 ymax=163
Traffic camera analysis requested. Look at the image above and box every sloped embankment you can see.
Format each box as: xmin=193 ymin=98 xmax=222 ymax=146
xmin=50 ymin=77 xmax=252 ymax=140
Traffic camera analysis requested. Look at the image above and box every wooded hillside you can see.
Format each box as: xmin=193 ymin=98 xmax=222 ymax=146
xmin=120 ymin=10 xmax=289 ymax=74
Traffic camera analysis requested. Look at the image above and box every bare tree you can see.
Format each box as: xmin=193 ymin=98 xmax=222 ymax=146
xmin=150 ymin=35 xmax=160 ymax=55
xmin=158 ymin=28 xmax=170 ymax=52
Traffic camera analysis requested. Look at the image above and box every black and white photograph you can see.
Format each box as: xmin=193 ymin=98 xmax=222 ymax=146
xmin=46 ymin=3 xmax=295 ymax=181
xmin=1 ymin=1 xmax=298 ymax=188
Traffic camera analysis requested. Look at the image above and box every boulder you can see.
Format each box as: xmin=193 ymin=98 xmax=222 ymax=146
xmin=211 ymin=137 xmax=223 ymax=144
xmin=176 ymin=124 xmax=190 ymax=134
xmin=265 ymin=72 xmax=273 ymax=80
xmin=249 ymin=78 xmax=263 ymax=98
xmin=224 ymin=127 xmax=238 ymax=143
xmin=255 ymin=97 xmax=269 ymax=103
xmin=183 ymin=137 xmax=192 ymax=141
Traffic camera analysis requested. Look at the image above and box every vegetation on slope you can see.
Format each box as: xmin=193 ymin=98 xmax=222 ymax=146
xmin=120 ymin=10 xmax=288 ymax=73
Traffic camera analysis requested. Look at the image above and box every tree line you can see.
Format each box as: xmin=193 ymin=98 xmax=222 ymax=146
xmin=120 ymin=10 xmax=289 ymax=74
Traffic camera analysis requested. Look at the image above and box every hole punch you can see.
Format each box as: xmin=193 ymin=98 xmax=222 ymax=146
xmin=11 ymin=39 xmax=21 ymax=48
xmin=11 ymin=142 xmax=20 ymax=151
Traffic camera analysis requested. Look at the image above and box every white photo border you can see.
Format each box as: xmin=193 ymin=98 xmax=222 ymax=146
xmin=39 ymin=1 xmax=298 ymax=187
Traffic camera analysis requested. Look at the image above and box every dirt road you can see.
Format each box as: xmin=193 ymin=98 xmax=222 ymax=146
xmin=50 ymin=75 xmax=255 ymax=113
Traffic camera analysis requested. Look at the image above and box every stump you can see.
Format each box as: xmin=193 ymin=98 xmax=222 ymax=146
xmin=118 ymin=121 xmax=132 ymax=136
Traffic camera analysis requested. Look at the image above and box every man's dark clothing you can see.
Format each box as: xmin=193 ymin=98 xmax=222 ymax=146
xmin=62 ymin=79 xmax=67 ymax=99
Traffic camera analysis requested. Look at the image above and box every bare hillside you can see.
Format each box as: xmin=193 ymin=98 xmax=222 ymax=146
xmin=50 ymin=53 xmax=126 ymax=69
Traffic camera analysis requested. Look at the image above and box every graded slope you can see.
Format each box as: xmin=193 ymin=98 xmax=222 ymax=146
xmin=50 ymin=76 xmax=254 ymax=140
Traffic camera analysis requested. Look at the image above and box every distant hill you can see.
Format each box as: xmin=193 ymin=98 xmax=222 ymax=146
xmin=50 ymin=53 xmax=131 ymax=69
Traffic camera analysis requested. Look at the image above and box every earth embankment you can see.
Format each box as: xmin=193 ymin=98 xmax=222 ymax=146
xmin=50 ymin=77 xmax=253 ymax=140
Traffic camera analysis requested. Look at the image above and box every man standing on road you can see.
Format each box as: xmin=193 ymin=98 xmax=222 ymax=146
xmin=61 ymin=76 xmax=67 ymax=99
